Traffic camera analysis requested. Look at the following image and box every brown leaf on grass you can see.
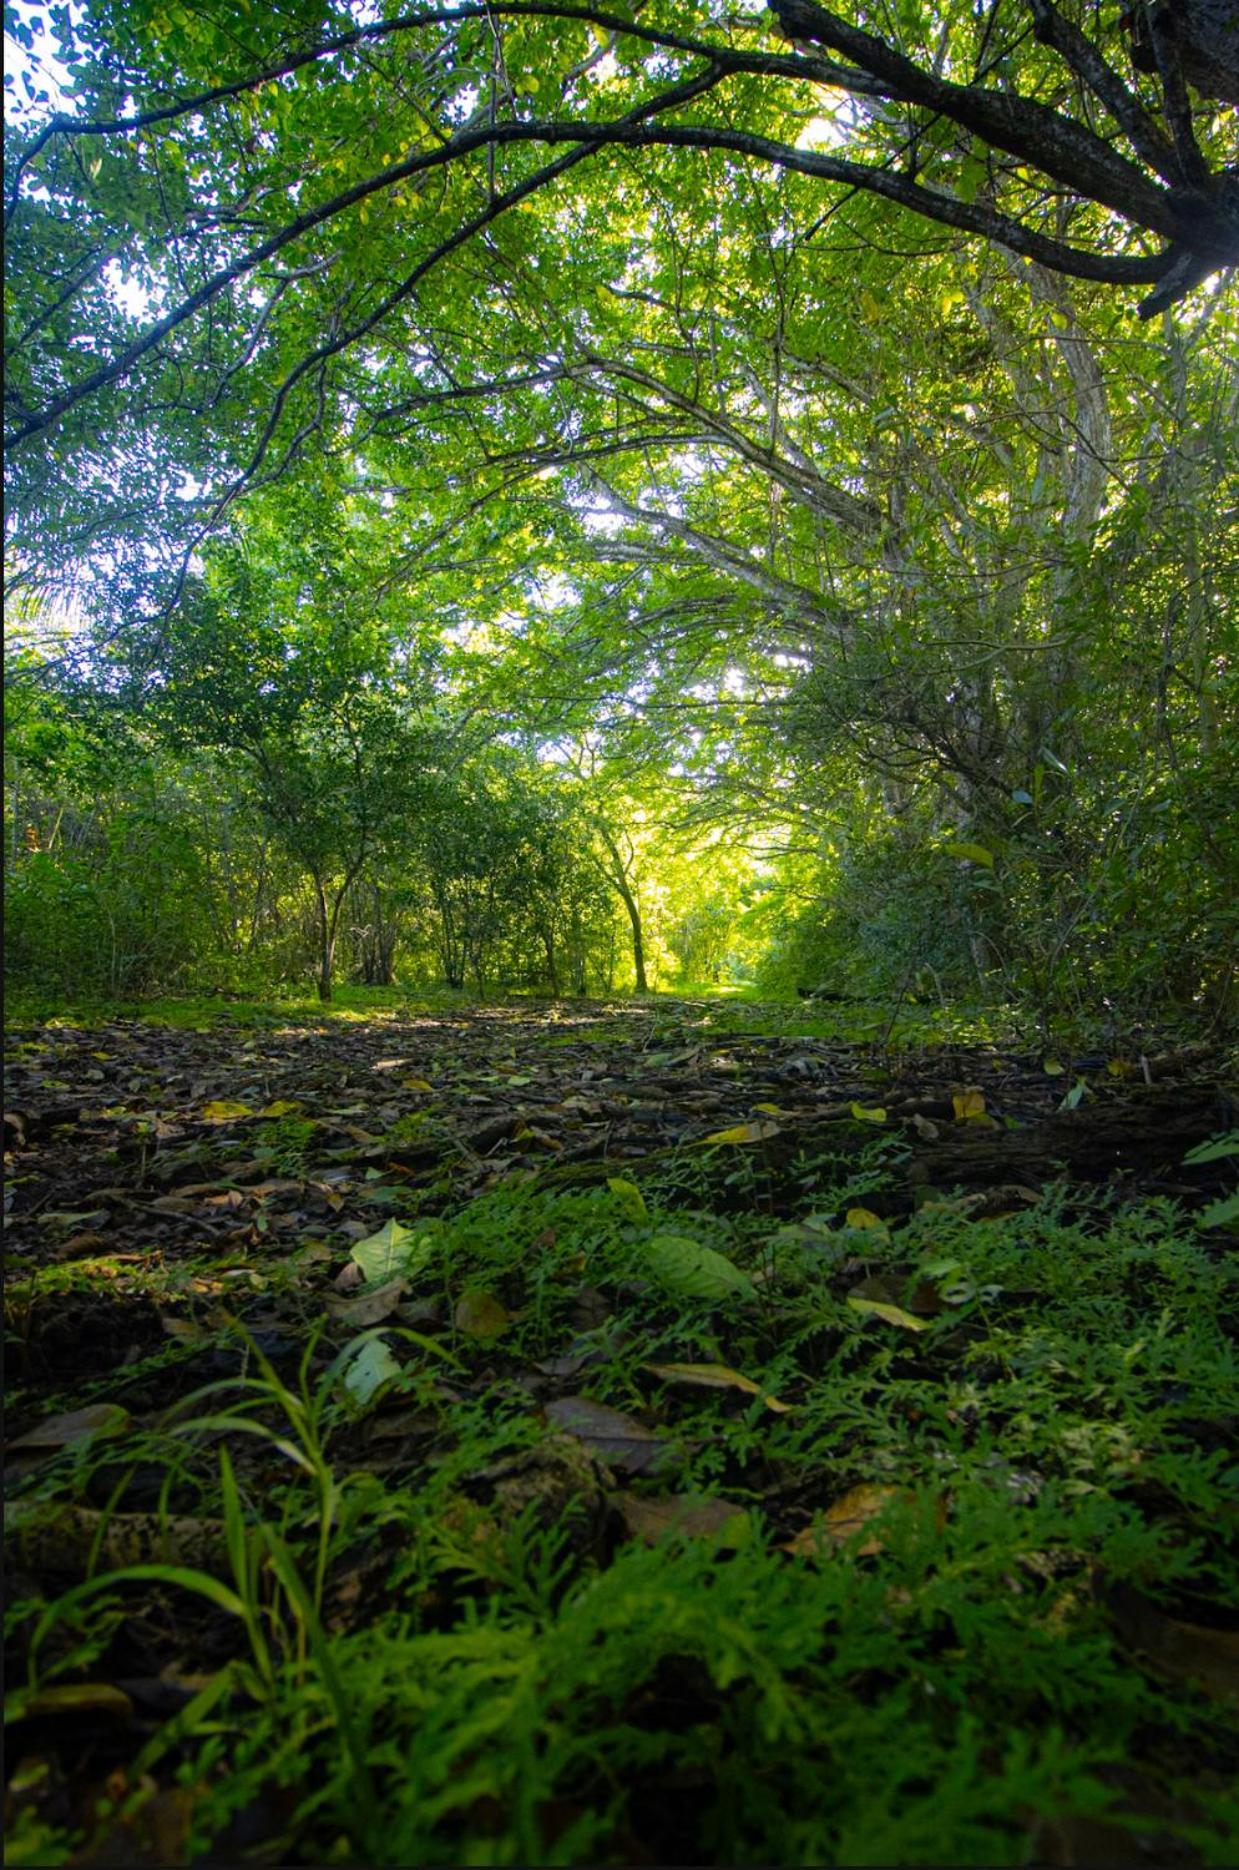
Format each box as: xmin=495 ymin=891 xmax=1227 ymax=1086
xmin=325 ymin=1276 xmax=408 ymax=1326
xmin=615 ymin=1491 xmax=750 ymax=1546
xmin=783 ymin=1484 xmax=910 ymax=1560
xmin=7 ymin=1403 xmax=131 ymax=1453
xmin=545 ymin=1396 xmax=677 ymax=1476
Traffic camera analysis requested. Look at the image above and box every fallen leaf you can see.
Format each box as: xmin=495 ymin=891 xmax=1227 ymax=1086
xmin=850 ymin=1103 xmax=887 ymax=1124
xmin=326 ymin=1277 xmax=408 ymax=1326
xmin=844 ymin=1206 xmax=889 ymax=1237
xmin=952 ymin=1088 xmax=987 ymax=1121
xmin=201 ymin=1100 xmax=254 ymax=1122
xmin=783 ymin=1484 xmax=909 ymax=1560
xmin=454 ymin=1290 xmax=510 ymax=1338
xmin=8 ymin=1403 xmax=131 ymax=1453
xmin=545 ymin=1396 xmax=676 ymax=1475
xmin=607 ymin=1176 xmax=647 ymax=1219
xmin=258 ymin=1099 xmax=301 ymax=1118
xmin=643 ymin=1361 xmax=791 ymax=1412
xmin=341 ymin=1337 xmax=402 ymax=1407
xmin=644 ymin=1234 xmax=756 ymax=1303
xmin=350 ymin=1217 xmax=439 ymax=1284
xmin=849 ymin=1273 xmax=942 ymax=1317
xmin=847 ymin=1296 xmax=931 ymax=1332
xmin=697 ymin=1120 xmax=781 ymax=1146
xmin=1043 ymin=1058 xmax=1066 ymax=1076
xmin=615 ymin=1492 xmax=750 ymax=1546
xmin=8 ymin=1682 xmax=135 ymax=1723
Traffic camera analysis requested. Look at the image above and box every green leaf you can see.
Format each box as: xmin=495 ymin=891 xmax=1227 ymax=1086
xmin=943 ymin=842 xmax=994 ymax=867
xmin=1183 ymin=1131 xmax=1239 ymax=1165
xmin=607 ymin=1176 xmax=647 ymax=1219
xmin=1198 ymin=1191 xmax=1239 ymax=1228
xmin=350 ymin=1218 xmax=438 ymax=1284
xmin=453 ymin=1289 xmax=510 ymax=1338
xmin=341 ymin=1337 xmax=402 ymax=1406
xmin=847 ymin=1296 xmax=931 ymax=1332
xmin=644 ymin=1235 xmax=755 ymax=1303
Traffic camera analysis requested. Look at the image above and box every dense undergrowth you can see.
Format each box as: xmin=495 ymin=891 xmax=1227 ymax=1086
xmin=6 ymin=1013 xmax=1238 ymax=1864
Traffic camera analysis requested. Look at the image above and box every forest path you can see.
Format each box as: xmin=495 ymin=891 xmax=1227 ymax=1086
xmin=4 ymin=1002 xmax=1237 ymax=1866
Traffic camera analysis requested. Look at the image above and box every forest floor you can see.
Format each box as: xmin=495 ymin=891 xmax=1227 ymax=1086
xmin=4 ymin=995 xmax=1238 ymax=1867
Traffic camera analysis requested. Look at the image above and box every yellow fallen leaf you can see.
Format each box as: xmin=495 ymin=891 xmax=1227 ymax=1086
xmin=784 ymin=1484 xmax=907 ymax=1560
xmin=698 ymin=1120 xmax=781 ymax=1146
xmin=644 ymin=1361 xmax=792 ymax=1412
xmin=258 ymin=1099 xmax=301 ymax=1118
xmin=401 ymin=1077 xmax=434 ymax=1092
xmin=952 ymin=1088 xmax=987 ymax=1121
xmin=201 ymin=1099 xmax=254 ymax=1122
xmin=847 ymin=1297 xmax=931 ymax=1332
xmin=1043 ymin=1059 xmax=1065 ymax=1076
xmin=850 ymin=1103 xmax=887 ymax=1123
xmin=753 ymin=1102 xmax=783 ymax=1115
xmin=845 ymin=1207 xmax=889 ymax=1236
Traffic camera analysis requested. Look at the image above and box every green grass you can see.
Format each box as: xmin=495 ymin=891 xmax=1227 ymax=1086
xmin=3 ymin=979 xmax=1015 ymax=1049
xmin=7 ymin=1147 xmax=1238 ymax=1866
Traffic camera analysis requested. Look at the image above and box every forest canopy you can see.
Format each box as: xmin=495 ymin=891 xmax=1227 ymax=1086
xmin=4 ymin=0 xmax=1237 ymax=1027
xmin=6 ymin=11 xmax=1239 ymax=1869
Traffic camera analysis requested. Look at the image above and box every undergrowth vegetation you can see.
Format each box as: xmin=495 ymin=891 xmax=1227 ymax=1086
xmin=8 ymin=1140 xmax=1237 ymax=1866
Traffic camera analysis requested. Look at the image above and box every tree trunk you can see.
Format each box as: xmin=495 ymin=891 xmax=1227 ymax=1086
xmin=314 ymin=879 xmax=334 ymax=1001
xmin=618 ymin=878 xmax=648 ymax=993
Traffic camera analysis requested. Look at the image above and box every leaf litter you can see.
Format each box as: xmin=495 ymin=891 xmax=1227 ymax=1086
xmin=3 ymin=998 xmax=1237 ymax=1864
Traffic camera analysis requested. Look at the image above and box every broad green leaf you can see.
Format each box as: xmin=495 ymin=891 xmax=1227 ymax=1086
xmin=607 ymin=1176 xmax=647 ymax=1219
xmin=350 ymin=1218 xmax=438 ymax=1284
xmin=341 ymin=1337 xmax=402 ymax=1406
xmin=1184 ymin=1132 xmax=1239 ymax=1165
xmin=1198 ymin=1192 xmax=1239 ymax=1228
xmin=943 ymin=842 xmax=994 ymax=867
xmin=644 ymin=1234 xmax=756 ymax=1303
